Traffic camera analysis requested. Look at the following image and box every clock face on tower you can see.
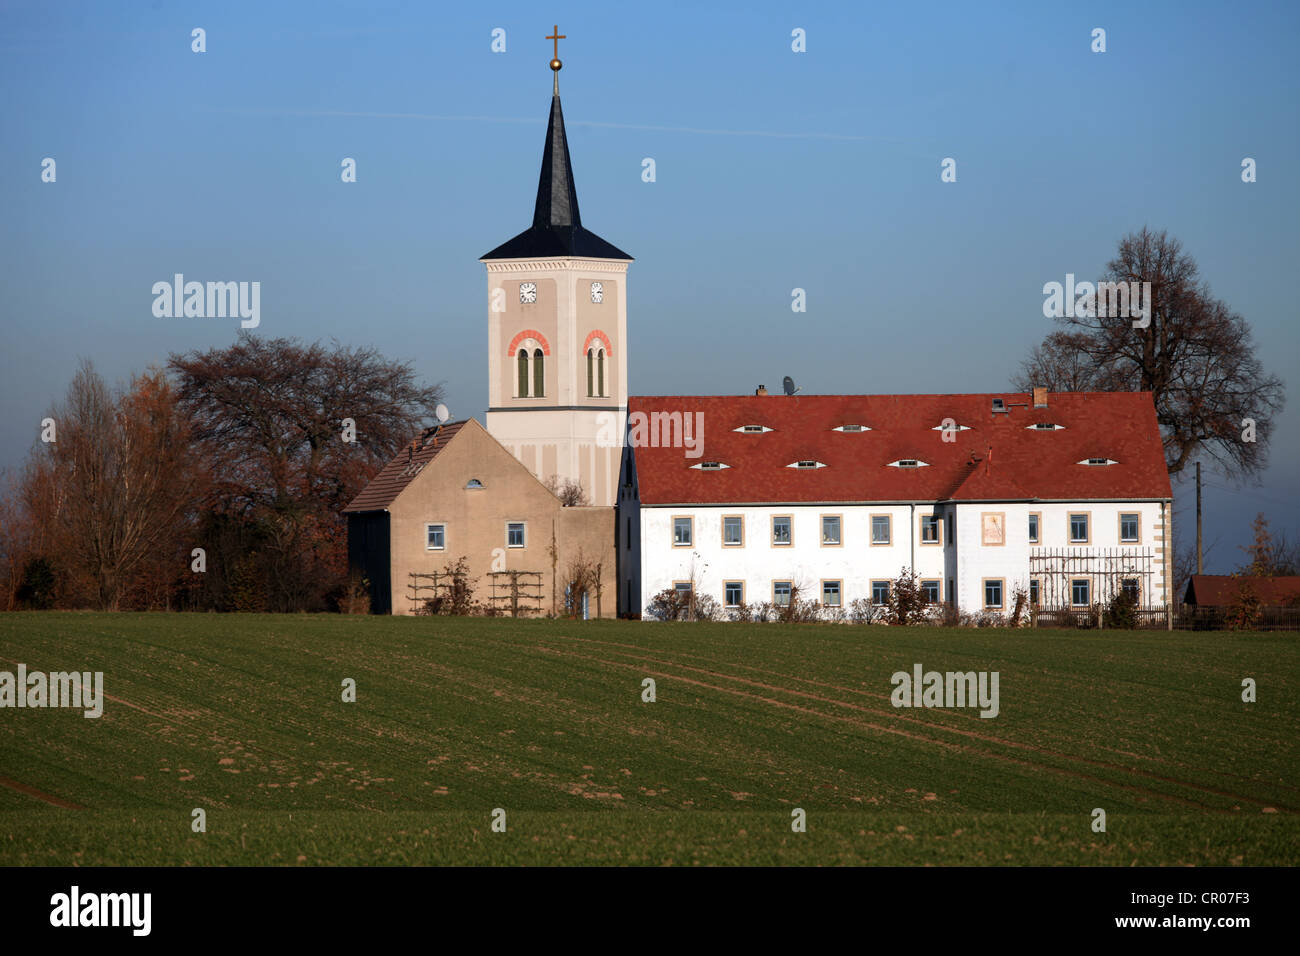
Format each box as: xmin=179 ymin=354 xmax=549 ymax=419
xmin=590 ymin=281 xmax=603 ymax=304
xmin=519 ymin=282 xmax=537 ymax=304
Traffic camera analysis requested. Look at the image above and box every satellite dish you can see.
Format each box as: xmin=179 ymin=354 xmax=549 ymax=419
xmin=782 ymin=376 xmax=801 ymax=396
xmin=435 ymin=403 xmax=450 ymax=423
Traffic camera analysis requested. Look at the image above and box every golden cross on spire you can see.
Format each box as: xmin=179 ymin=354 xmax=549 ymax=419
xmin=546 ymin=24 xmax=565 ymax=71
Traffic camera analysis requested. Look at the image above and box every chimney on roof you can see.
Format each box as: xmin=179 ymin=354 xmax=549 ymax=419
xmin=755 ymin=385 xmax=768 ymax=396
xmin=1033 ymin=386 xmax=1048 ymax=408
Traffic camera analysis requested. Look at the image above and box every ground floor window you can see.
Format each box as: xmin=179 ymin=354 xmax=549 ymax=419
xmin=822 ymin=580 xmax=841 ymax=607
xmin=724 ymin=581 xmax=744 ymax=608
xmin=1071 ymin=578 xmax=1090 ymax=606
xmin=773 ymin=581 xmax=792 ymax=606
xmin=984 ymin=578 xmax=1003 ymax=609
xmin=921 ymin=579 xmax=941 ymax=604
xmin=871 ymin=580 xmax=890 ymax=605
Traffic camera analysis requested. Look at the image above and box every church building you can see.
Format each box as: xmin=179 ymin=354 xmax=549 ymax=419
xmin=346 ymin=39 xmax=1174 ymax=621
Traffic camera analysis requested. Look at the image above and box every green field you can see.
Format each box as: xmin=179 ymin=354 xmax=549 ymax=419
xmin=0 ymin=613 xmax=1295 ymax=865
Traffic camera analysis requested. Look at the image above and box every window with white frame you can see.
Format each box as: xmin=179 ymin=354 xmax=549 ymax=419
xmin=1120 ymin=513 xmax=1140 ymax=543
xmin=507 ymin=522 xmax=526 ymax=548
xmin=771 ymin=515 xmax=792 ymax=546
xmin=1028 ymin=512 xmax=1040 ymax=544
xmin=1069 ymin=513 xmax=1089 ymax=543
xmin=426 ymin=523 xmax=445 ymax=550
xmin=773 ymin=581 xmax=792 ymax=606
xmin=871 ymin=515 xmax=891 ymax=545
xmin=673 ymin=516 xmax=693 ymax=547
xmin=984 ymin=579 xmax=1003 ymax=609
xmin=822 ymin=580 xmax=842 ymax=607
xmin=871 ymin=580 xmax=890 ymax=604
xmin=921 ymin=514 xmax=940 ymax=543
xmin=821 ymin=515 xmax=841 ymax=546
xmin=1071 ymin=578 xmax=1091 ymax=606
xmin=921 ymin=579 xmax=941 ymax=604
xmin=724 ymin=581 xmax=744 ymax=608
xmin=723 ymin=515 xmax=743 ymax=547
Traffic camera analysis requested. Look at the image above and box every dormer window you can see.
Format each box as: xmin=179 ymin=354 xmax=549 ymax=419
xmin=931 ymin=423 xmax=971 ymax=432
xmin=788 ymin=460 xmax=826 ymax=469
xmin=1080 ymin=457 xmax=1119 ymax=466
xmin=690 ymin=460 xmax=730 ymax=470
xmin=833 ymin=423 xmax=871 ymax=432
xmin=887 ymin=459 xmax=930 ymax=468
xmin=734 ymin=424 xmax=773 ymax=433
xmin=1029 ymin=422 xmax=1065 ymax=430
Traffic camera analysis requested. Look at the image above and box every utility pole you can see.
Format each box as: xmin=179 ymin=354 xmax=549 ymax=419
xmin=1195 ymin=461 xmax=1203 ymax=575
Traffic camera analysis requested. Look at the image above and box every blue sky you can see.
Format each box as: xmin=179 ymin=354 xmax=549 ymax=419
xmin=2 ymin=0 xmax=1297 ymax=572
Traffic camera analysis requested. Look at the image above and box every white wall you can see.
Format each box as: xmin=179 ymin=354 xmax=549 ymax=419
xmin=640 ymin=499 xmax=1170 ymax=615
xmin=640 ymin=504 xmax=950 ymax=611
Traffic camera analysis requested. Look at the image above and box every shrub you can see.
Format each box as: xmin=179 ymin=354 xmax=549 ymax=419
xmin=417 ymin=557 xmax=475 ymax=616
xmin=1223 ymin=575 xmax=1263 ymax=630
xmin=887 ymin=567 xmax=928 ymax=625
xmin=339 ymin=570 xmax=371 ymax=615
xmin=16 ymin=557 xmax=57 ymax=610
xmin=646 ymin=587 xmax=689 ymax=621
xmin=692 ymin=593 xmax=723 ymax=622
xmin=561 ymin=554 xmax=602 ymax=619
xmin=850 ymin=598 xmax=889 ymax=624
xmin=1104 ymin=587 xmax=1138 ymax=629
xmin=1008 ymin=587 xmax=1029 ymax=628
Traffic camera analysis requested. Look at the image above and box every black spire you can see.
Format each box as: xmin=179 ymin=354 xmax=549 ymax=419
xmin=533 ymin=93 xmax=581 ymax=231
xmin=482 ymin=91 xmax=632 ymax=261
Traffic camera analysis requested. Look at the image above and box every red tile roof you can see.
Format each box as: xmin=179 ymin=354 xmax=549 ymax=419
xmin=343 ymin=421 xmax=468 ymax=512
xmin=628 ymin=392 xmax=1172 ymax=505
xmin=1184 ymin=575 xmax=1300 ymax=607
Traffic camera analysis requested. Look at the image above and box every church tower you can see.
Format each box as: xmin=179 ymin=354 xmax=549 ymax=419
xmin=481 ymin=31 xmax=631 ymax=508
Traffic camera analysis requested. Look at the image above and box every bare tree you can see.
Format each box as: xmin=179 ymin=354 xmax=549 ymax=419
xmin=1014 ymin=227 xmax=1285 ymax=479
xmin=543 ymin=474 xmax=590 ymax=507
xmin=169 ymin=333 xmax=444 ymax=514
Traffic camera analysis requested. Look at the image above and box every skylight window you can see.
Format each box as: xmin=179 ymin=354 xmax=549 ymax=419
xmin=887 ymin=459 xmax=930 ymax=468
xmin=788 ymin=460 xmax=826 ymax=470
xmin=734 ymin=424 xmax=773 ymax=433
xmin=1079 ymin=457 xmax=1119 ymax=466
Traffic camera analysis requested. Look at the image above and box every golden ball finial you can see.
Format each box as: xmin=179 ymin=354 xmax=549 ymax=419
xmin=550 ymin=58 xmax=562 ymax=71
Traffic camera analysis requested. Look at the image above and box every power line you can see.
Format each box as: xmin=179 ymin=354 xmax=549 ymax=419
xmin=1202 ymin=481 xmax=1298 ymax=512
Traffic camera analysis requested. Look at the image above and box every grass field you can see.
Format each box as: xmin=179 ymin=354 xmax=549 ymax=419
xmin=1 ymin=612 xmax=1296 ymax=865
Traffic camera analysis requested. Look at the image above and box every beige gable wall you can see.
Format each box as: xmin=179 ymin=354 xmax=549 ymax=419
xmin=386 ymin=418 xmax=615 ymax=616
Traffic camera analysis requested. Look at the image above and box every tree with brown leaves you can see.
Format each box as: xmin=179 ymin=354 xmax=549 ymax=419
xmin=24 ymin=362 xmax=197 ymax=610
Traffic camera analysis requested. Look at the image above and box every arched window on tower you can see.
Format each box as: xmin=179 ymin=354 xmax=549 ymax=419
xmin=533 ymin=348 xmax=545 ymax=397
xmin=517 ymin=349 xmax=529 ymax=397
xmin=586 ymin=348 xmax=594 ymax=397
xmin=597 ymin=349 xmax=605 ymax=397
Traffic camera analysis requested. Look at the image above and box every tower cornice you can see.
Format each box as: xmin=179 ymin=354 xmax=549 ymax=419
xmin=481 ymin=258 xmax=631 ymax=274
